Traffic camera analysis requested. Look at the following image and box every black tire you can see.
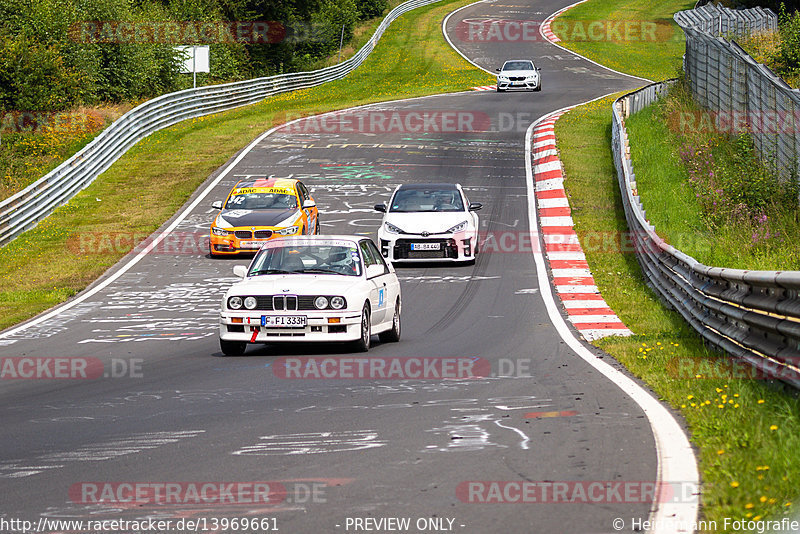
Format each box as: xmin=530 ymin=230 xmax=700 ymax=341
xmin=496 ymin=87 xmax=505 ymax=92
xmin=379 ymin=299 xmax=401 ymax=343
xmin=315 ymin=218 xmax=320 ymax=234
xmin=534 ymin=84 xmax=541 ymax=92
xmin=220 ymin=339 xmax=247 ymax=356
xmin=352 ymin=304 xmax=371 ymax=352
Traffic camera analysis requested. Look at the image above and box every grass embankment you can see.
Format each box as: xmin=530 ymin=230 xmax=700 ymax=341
xmin=553 ymin=0 xmax=800 ymax=530
xmin=0 ymin=0 xmax=493 ymax=330
xmin=551 ymin=0 xmax=694 ymax=81
xmin=627 ymin=81 xmax=799 ymax=271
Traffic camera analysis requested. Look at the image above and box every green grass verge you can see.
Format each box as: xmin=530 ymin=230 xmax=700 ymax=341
xmin=553 ymin=0 xmax=800 ymax=524
xmin=0 ymin=0 xmax=493 ymax=330
xmin=556 ymin=95 xmax=800 ymax=532
xmin=551 ymin=0 xmax=694 ymax=81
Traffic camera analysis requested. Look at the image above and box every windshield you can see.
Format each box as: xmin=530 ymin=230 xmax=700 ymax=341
xmin=388 ymin=188 xmax=465 ymax=213
xmin=249 ymin=245 xmax=361 ymax=276
xmin=225 ymin=190 xmax=297 ymax=210
xmin=503 ymin=61 xmax=534 ymax=71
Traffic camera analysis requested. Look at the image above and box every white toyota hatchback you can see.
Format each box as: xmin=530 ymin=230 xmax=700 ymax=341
xmin=219 ymin=236 xmax=401 ymax=356
xmin=375 ymin=183 xmax=481 ymax=263
xmin=496 ymin=59 xmax=541 ymax=92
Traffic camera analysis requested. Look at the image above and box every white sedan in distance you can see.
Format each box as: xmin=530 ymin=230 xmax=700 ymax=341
xmin=496 ymin=59 xmax=541 ymax=92
xmin=219 ymin=236 xmax=401 ymax=356
xmin=375 ymin=183 xmax=481 ymax=263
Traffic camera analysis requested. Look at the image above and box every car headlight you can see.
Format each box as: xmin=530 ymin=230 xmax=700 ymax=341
xmin=331 ymin=296 xmax=346 ymax=309
xmin=446 ymin=221 xmax=469 ymax=233
xmin=384 ymin=222 xmax=404 ymax=234
xmin=212 ymin=227 xmax=231 ymax=236
xmin=244 ymin=296 xmax=257 ymax=310
xmin=526 ymin=75 xmax=537 ymax=80
xmin=314 ymin=296 xmax=329 ymax=310
xmin=276 ymin=226 xmax=299 ymax=235
xmin=228 ymin=296 xmax=243 ymax=310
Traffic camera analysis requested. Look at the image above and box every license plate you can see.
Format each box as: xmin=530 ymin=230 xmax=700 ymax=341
xmin=411 ymin=243 xmax=440 ymax=251
xmin=240 ymin=240 xmax=265 ymax=249
xmin=261 ymin=315 xmax=307 ymax=328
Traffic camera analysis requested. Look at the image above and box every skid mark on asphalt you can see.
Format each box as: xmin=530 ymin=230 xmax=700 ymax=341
xmin=0 ymin=430 xmax=204 ymax=478
xmin=233 ymin=431 xmax=386 ymax=456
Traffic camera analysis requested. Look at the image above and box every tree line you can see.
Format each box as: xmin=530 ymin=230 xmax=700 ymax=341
xmin=0 ymin=0 xmax=388 ymax=112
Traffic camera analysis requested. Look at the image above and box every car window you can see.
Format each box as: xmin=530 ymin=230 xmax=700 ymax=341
xmin=225 ymin=191 xmax=297 ymax=210
xmin=297 ymin=182 xmax=309 ymax=201
xmin=359 ymin=240 xmax=378 ymax=267
xmin=389 ymin=188 xmax=465 ymax=212
xmin=249 ymin=244 xmax=361 ymax=276
xmin=503 ymin=61 xmax=534 ymax=71
xmin=367 ymin=240 xmax=390 ymax=274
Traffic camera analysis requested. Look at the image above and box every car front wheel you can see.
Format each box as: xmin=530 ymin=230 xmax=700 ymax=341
xmin=220 ymin=339 xmax=247 ymax=356
xmin=379 ymin=299 xmax=401 ymax=343
xmin=352 ymin=304 xmax=371 ymax=352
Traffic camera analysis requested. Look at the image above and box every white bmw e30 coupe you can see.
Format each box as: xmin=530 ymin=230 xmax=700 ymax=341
xmin=219 ymin=236 xmax=401 ymax=356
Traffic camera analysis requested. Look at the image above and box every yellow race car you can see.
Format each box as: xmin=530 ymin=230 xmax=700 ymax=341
xmin=209 ymin=178 xmax=319 ymax=256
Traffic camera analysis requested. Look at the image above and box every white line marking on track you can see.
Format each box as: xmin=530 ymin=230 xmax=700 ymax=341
xmin=524 ymin=104 xmax=698 ymax=534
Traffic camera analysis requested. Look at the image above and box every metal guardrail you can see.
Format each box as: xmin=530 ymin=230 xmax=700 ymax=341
xmin=674 ymin=5 xmax=800 ymax=184
xmin=0 ymin=0 xmax=444 ymax=248
xmin=612 ymin=81 xmax=800 ymax=388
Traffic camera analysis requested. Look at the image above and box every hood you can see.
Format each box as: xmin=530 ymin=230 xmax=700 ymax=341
xmin=384 ymin=212 xmax=470 ymax=234
xmin=499 ymin=69 xmax=537 ymax=77
xmin=229 ymin=274 xmax=362 ymax=296
xmin=217 ymin=208 xmax=296 ymax=228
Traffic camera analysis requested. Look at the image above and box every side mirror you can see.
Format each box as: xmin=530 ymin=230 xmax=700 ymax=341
xmin=495 ymin=68 xmax=501 ymax=72
xmin=233 ymin=265 xmax=248 ymax=278
xmin=469 ymin=202 xmax=482 ymax=211
xmin=374 ymin=203 xmax=386 ymax=212
xmin=302 ymin=199 xmax=316 ymax=209
xmin=536 ymin=67 xmax=541 ymax=71
xmin=212 ymin=201 xmax=223 ymax=210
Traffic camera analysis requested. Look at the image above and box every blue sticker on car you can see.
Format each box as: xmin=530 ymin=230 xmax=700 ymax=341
xmin=378 ymin=288 xmax=385 ymax=307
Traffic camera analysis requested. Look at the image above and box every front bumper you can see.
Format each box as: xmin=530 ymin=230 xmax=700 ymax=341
xmin=219 ymin=310 xmax=363 ymax=343
xmin=377 ymin=232 xmax=477 ymax=262
xmin=497 ymin=79 xmax=539 ymax=90
xmin=209 ymin=228 xmax=301 ymax=255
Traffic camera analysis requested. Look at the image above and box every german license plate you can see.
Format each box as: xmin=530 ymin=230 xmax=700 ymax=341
xmin=261 ymin=316 xmax=307 ymax=328
xmin=410 ymin=243 xmax=440 ymax=251
xmin=240 ymin=241 xmax=265 ymax=249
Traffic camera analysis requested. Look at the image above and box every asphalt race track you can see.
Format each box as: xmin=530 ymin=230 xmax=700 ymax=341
xmin=0 ymin=1 xmax=681 ymax=533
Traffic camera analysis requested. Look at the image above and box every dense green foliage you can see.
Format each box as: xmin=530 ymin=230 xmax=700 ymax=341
xmin=774 ymin=3 xmax=800 ymax=80
xmin=0 ymin=0 xmax=388 ymax=111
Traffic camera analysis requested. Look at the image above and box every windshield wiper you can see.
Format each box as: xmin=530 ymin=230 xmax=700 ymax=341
xmin=250 ymin=269 xmax=293 ymax=275
xmin=294 ymin=268 xmax=343 ymax=274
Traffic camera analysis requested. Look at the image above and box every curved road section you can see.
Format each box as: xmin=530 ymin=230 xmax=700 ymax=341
xmin=0 ymin=1 xmax=695 ymax=533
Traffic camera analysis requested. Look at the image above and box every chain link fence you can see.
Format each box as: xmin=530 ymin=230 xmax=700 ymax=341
xmin=675 ymin=4 xmax=800 ymax=186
